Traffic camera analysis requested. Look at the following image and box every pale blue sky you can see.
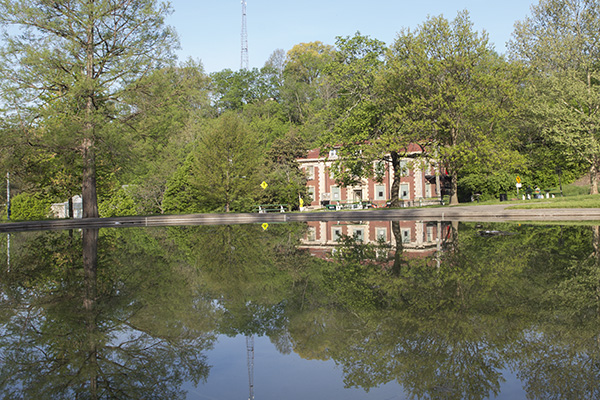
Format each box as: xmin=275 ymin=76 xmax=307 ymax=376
xmin=166 ymin=0 xmax=537 ymax=73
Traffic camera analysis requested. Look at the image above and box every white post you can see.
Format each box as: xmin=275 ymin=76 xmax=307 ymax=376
xmin=6 ymin=172 xmax=10 ymax=221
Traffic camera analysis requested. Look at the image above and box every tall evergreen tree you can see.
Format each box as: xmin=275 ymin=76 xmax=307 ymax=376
xmin=0 ymin=0 xmax=177 ymax=217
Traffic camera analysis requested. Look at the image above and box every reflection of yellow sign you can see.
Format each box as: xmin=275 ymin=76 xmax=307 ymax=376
xmin=260 ymin=181 xmax=268 ymax=190
xmin=516 ymin=176 xmax=521 ymax=183
xmin=262 ymin=223 xmax=269 ymax=230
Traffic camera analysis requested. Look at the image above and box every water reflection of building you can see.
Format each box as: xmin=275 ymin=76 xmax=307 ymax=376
xmin=299 ymin=220 xmax=452 ymax=260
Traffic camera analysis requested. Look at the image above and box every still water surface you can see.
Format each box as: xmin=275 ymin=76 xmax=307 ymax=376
xmin=0 ymin=220 xmax=598 ymax=399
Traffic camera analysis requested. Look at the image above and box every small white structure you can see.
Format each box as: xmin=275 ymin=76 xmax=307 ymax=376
xmin=51 ymin=195 xmax=83 ymax=219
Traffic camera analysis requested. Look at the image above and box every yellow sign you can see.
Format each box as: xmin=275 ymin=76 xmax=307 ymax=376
xmin=299 ymin=198 xmax=304 ymax=208
xmin=260 ymin=181 xmax=268 ymax=190
xmin=516 ymin=176 xmax=521 ymax=183
xmin=262 ymin=223 xmax=269 ymax=230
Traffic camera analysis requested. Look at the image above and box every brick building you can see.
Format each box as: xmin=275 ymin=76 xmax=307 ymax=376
xmin=297 ymin=146 xmax=440 ymax=209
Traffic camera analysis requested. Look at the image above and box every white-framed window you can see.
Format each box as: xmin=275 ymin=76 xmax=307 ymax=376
xmin=307 ymin=226 xmax=316 ymax=241
xmin=306 ymin=165 xmax=315 ymax=180
xmin=374 ymin=161 xmax=386 ymax=179
xmin=375 ymin=184 xmax=386 ymax=200
xmin=427 ymin=226 xmax=434 ymax=243
xmin=376 ymin=227 xmax=387 ymax=241
xmin=425 ymin=182 xmax=432 ymax=198
xmin=329 ymin=149 xmax=338 ymax=158
xmin=399 ymin=160 xmax=409 ymax=175
xmin=353 ymin=228 xmax=364 ymax=242
xmin=331 ymin=186 xmax=341 ymax=201
xmin=401 ymin=228 xmax=411 ymax=244
xmin=400 ymin=183 xmax=410 ymax=200
xmin=332 ymin=227 xmax=342 ymax=242
xmin=307 ymin=186 xmax=315 ymax=202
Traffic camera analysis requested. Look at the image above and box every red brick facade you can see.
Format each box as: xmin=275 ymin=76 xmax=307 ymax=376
xmin=298 ymin=148 xmax=439 ymax=209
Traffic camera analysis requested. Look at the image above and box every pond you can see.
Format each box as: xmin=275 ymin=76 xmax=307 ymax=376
xmin=0 ymin=219 xmax=598 ymax=399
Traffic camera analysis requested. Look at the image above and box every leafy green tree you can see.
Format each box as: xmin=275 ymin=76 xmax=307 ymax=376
xmin=320 ymin=33 xmax=399 ymax=198
xmin=119 ymin=60 xmax=211 ymax=214
xmin=381 ymin=11 xmax=523 ymax=204
xmin=162 ymin=153 xmax=205 ymax=214
xmin=509 ymin=0 xmax=600 ymax=194
xmin=191 ymin=113 xmax=263 ymax=212
xmin=210 ymin=67 xmax=279 ymax=112
xmin=281 ymin=41 xmax=335 ymax=125
xmin=0 ymin=0 xmax=177 ymax=218
xmin=258 ymin=130 xmax=308 ymax=208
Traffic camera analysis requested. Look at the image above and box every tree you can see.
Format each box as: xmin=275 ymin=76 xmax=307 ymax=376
xmin=281 ymin=41 xmax=335 ymax=125
xmin=118 ymin=60 xmax=211 ymax=214
xmin=381 ymin=11 xmax=522 ymax=204
xmin=210 ymin=66 xmax=280 ymax=112
xmin=0 ymin=0 xmax=177 ymax=218
xmin=191 ymin=113 xmax=263 ymax=212
xmin=259 ymin=129 xmax=308 ymax=208
xmin=509 ymin=0 xmax=600 ymax=194
xmin=319 ymin=33 xmax=399 ymax=200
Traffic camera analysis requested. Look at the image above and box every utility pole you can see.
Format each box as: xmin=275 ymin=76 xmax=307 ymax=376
xmin=6 ymin=172 xmax=10 ymax=221
xmin=246 ymin=335 xmax=254 ymax=400
xmin=240 ymin=0 xmax=249 ymax=70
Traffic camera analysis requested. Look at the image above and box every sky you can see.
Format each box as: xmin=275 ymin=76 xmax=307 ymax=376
xmin=165 ymin=0 xmax=537 ymax=74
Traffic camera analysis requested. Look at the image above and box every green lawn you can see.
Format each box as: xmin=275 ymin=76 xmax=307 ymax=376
xmin=507 ymin=194 xmax=600 ymax=209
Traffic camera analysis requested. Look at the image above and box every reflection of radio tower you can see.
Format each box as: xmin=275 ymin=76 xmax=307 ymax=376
xmin=240 ymin=0 xmax=249 ymax=70
xmin=246 ymin=335 xmax=254 ymax=400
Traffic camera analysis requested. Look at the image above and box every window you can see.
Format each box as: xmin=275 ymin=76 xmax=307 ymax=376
xmin=353 ymin=228 xmax=364 ymax=242
xmin=425 ymin=182 xmax=432 ymax=198
xmin=401 ymin=228 xmax=411 ymax=244
xmin=328 ymin=149 xmax=337 ymax=158
xmin=374 ymin=161 xmax=386 ymax=179
xmin=307 ymin=186 xmax=315 ymax=202
xmin=400 ymin=184 xmax=410 ymax=200
xmin=427 ymin=226 xmax=434 ymax=243
xmin=376 ymin=228 xmax=387 ymax=241
xmin=306 ymin=166 xmax=315 ymax=180
xmin=375 ymin=185 xmax=386 ymax=200
xmin=307 ymin=226 xmax=316 ymax=241
xmin=331 ymin=186 xmax=341 ymax=201
xmin=332 ymin=227 xmax=342 ymax=242
xmin=399 ymin=160 xmax=409 ymax=175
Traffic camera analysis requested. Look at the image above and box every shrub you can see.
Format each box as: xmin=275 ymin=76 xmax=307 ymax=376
xmin=10 ymin=192 xmax=52 ymax=221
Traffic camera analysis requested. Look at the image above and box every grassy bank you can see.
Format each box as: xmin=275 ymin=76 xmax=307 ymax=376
xmin=507 ymin=194 xmax=600 ymax=209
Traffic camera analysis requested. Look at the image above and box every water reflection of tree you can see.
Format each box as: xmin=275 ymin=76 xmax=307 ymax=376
xmin=2 ymin=222 xmax=600 ymax=399
xmin=281 ymin=223 xmax=600 ymax=399
xmin=0 ymin=228 xmax=215 ymax=399
xmin=507 ymin=224 xmax=600 ymax=400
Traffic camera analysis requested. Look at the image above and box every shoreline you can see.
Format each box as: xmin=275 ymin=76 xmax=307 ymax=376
xmin=1 ymin=204 xmax=599 ymax=232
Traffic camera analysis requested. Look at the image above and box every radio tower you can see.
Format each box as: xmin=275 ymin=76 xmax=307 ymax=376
xmin=246 ymin=335 xmax=255 ymax=400
xmin=240 ymin=0 xmax=249 ymax=70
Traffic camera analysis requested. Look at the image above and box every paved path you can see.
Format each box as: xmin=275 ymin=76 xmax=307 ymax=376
xmin=0 ymin=204 xmax=599 ymax=232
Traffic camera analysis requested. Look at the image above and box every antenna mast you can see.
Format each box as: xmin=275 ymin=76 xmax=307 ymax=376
xmin=240 ymin=0 xmax=249 ymax=70
xmin=246 ymin=335 xmax=255 ymax=400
